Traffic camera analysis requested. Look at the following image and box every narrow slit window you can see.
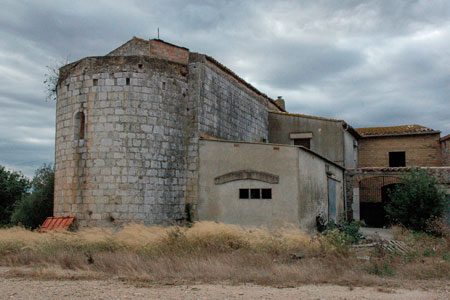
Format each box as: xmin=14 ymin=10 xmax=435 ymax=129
xmin=93 ymin=79 xmax=98 ymax=86
xmin=162 ymin=82 xmax=166 ymax=90
xmin=126 ymin=78 xmax=130 ymax=86
xmin=74 ymin=111 xmax=85 ymax=140
xmin=239 ymin=189 xmax=249 ymax=199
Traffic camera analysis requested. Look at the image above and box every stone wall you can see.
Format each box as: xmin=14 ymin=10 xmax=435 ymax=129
xmin=441 ymin=136 xmax=450 ymax=166
xmin=55 ymin=56 xmax=190 ymax=226
xmin=56 ymin=38 xmax=279 ymax=227
xmin=358 ymin=133 xmax=443 ymax=167
xmin=346 ymin=167 xmax=450 ymax=221
xmin=108 ymin=38 xmax=190 ymax=65
xmin=149 ymin=40 xmax=189 ymax=65
xmin=191 ymin=58 xmax=269 ymax=142
xmin=182 ymin=55 xmax=271 ymax=215
xmin=107 ymin=38 xmax=150 ymax=56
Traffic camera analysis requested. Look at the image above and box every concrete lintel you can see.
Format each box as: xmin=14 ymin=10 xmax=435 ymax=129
xmin=214 ymin=169 xmax=279 ymax=185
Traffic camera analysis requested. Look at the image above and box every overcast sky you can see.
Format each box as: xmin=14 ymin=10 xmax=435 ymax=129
xmin=0 ymin=0 xmax=449 ymax=176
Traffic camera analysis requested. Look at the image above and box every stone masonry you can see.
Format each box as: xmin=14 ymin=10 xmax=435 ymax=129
xmin=54 ymin=38 xmax=282 ymax=226
xmin=441 ymin=135 xmax=450 ymax=166
xmin=358 ymin=133 xmax=443 ymax=168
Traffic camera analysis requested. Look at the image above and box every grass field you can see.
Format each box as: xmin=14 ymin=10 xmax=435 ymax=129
xmin=0 ymin=222 xmax=449 ymax=287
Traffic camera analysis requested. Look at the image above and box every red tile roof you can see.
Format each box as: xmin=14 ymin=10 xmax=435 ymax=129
xmin=356 ymin=125 xmax=439 ymax=137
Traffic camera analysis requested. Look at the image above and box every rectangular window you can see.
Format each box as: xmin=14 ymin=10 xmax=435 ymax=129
xmin=250 ymin=189 xmax=260 ymax=199
xmin=239 ymin=188 xmax=272 ymax=200
xmin=389 ymin=152 xmax=406 ymax=167
xmin=239 ymin=189 xmax=249 ymax=199
xmin=261 ymin=189 xmax=272 ymax=199
xmin=293 ymin=138 xmax=311 ymax=149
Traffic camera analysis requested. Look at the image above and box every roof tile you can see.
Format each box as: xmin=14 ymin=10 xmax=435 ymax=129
xmin=356 ymin=125 xmax=438 ymax=137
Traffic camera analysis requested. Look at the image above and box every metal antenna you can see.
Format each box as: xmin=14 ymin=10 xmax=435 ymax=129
xmin=158 ymin=28 xmax=160 ymax=39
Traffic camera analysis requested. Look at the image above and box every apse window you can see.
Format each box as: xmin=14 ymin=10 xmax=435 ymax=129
xmin=74 ymin=111 xmax=85 ymax=140
xmin=389 ymin=151 xmax=406 ymax=167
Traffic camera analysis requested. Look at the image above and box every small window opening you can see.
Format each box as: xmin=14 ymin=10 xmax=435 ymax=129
xmin=240 ymin=188 xmax=272 ymax=200
xmin=126 ymin=78 xmax=130 ymax=86
xmin=138 ymin=63 xmax=143 ymax=68
xmin=389 ymin=152 xmax=406 ymax=167
xmin=239 ymin=189 xmax=249 ymax=199
xmin=74 ymin=111 xmax=85 ymax=140
xmin=294 ymin=138 xmax=311 ymax=149
xmin=261 ymin=189 xmax=272 ymax=199
xmin=162 ymin=82 xmax=166 ymax=90
xmin=93 ymin=79 xmax=98 ymax=86
xmin=250 ymin=189 xmax=261 ymax=199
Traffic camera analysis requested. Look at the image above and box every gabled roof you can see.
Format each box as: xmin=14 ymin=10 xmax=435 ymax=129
xmin=356 ymin=125 xmax=440 ymax=137
xmin=441 ymin=134 xmax=450 ymax=142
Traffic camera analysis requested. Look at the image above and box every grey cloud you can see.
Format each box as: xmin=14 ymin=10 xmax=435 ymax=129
xmin=0 ymin=0 xmax=449 ymax=176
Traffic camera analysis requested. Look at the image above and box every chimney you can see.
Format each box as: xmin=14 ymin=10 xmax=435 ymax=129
xmin=275 ymin=96 xmax=285 ymax=111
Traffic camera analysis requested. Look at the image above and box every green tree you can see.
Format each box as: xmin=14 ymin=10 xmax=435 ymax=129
xmin=386 ymin=168 xmax=448 ymax=231
xmin=11 ymin=164 xmax=54 ymax=229
xmin=0 ymin=166 xmax=30 ymax=226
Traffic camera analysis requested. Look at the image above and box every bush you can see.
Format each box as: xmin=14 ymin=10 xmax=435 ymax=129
xmin=0 ymin=166 xmax=30 ymax=226
xmin=386 ymin=168 xmax=448 ymax=231
xmin=324 ymin=218 xmax=365 ymax=245
xmin=11 ymin=164 xmax=54 ymax=229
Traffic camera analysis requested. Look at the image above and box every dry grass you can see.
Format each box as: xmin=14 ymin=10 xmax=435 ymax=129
xmin=0 ymin=222 xmax=449 ymax=287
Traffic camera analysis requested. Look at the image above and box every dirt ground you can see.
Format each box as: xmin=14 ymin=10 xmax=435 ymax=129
xmin=1 ymin=267 xmax=449 ymax=300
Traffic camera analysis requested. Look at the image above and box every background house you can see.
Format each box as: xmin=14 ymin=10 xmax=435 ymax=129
xmin=268 ymin=111 xmax=360 ymax=169
xmin=347 ymin=125 xmax=449 ymax=227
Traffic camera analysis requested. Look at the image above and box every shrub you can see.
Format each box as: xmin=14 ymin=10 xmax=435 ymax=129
xmin=385 ymin=168 xmax=448 ymax=231
xmin=11 ymin=164 xmax=54 ymax=229
xmin=324 ymin=218 xmax=365 ymax=245
xmin=0 ymin=166 xmax=30 ymax=226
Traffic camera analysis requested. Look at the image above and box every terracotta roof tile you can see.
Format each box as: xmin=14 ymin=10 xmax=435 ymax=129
xmin=356 ymin=125 xmax=439 ymax=137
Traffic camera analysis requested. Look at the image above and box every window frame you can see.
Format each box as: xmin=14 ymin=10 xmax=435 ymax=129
xmin=239 ymin=188 xmax=272 ymax=200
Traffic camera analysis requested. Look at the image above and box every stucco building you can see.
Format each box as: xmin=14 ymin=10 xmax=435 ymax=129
xmin=268 ymin=111 xmax=360 ymax=169
xmin=54 ymin=37 xmax=345 ymax=231
xmin=345 ymin=125 xmax=450 ymax=227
